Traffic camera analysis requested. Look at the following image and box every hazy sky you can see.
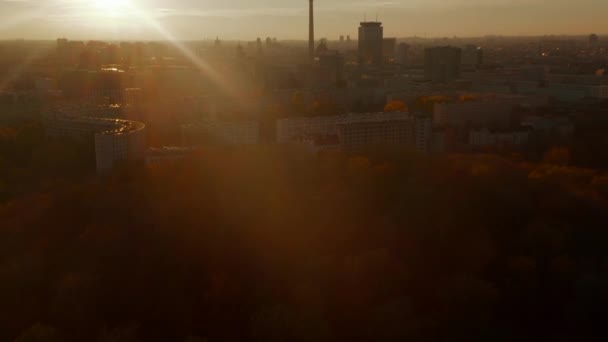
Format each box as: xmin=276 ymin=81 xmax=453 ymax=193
xmin=0 ymin=0 xmax=606 ymax=40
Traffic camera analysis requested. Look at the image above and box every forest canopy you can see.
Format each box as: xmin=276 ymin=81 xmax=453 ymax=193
xmin=1 ymin=146 xmax=608 ymax=341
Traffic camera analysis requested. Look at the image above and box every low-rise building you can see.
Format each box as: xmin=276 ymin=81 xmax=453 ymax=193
xmin=45 ymin=114 xmax=146 ymax=173
xmin=182 ymin=120 xmax=259 ymax=146
xmin=433 ymin=95 xmax=531 ymax=128
xmin=276 ymin=112 xmax=410 ymax=143
xmin=469 ymin=127 xmax=531 ymax=149
xmin=338 ymin=120 xmax=413 ymax=150
xmin=145 ymin=147 xmax=200 ymax=166
xmin=521 ymin=115 xmax=575 ymax=139
xmin=337 ymin=113 xmax=433 ymax=152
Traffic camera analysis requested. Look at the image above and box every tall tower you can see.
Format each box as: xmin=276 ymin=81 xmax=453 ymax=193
xmin=309 ymin=0 xmax=315 ymax=58
xmin=358 ymin=21 xmax=383 ymax=65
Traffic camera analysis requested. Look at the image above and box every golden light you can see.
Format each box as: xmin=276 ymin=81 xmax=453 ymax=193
xmin=94 ymin=0 xmax=131 ymax=14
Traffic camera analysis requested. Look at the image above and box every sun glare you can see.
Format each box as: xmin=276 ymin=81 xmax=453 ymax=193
xmin=94 ymin=0 xmax=131 ymax=13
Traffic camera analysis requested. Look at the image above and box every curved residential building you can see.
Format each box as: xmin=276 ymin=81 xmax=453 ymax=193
xmin=94 ymin=119 xmax=146 ymax=173
xmin=45 ymin=115 xmax=146 ymax=173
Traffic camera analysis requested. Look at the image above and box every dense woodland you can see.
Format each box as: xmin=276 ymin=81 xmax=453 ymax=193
xmin=1 ymin=137 xmax=608 ymax=341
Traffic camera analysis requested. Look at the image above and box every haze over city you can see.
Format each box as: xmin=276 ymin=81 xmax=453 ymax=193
xmin=2 ymin=0 xmax=608 ymax=341
xmin=1 ymin=0 xmax=607 ymax=40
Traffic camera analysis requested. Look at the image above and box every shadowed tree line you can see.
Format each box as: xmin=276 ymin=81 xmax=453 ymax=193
xmin=0 ymin=121 xmax=95 ymax=202
xmin=1 ymin=146 xmax=608 ymax=341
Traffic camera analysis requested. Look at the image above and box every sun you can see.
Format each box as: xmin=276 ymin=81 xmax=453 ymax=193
xmin=94 ymin=0 xmax=131 ymax=11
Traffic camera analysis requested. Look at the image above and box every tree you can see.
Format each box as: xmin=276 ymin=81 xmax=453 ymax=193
xmin=543 ymin=147 xmax=571 ymax=166
xmin=384 ymin=100 xmax=408 ymax=113
xmin=14 ymin=324 xmax=58 ymax=342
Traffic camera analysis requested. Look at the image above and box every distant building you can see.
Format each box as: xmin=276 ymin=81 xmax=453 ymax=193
xmin=425 ymin=46 xmax=462 ymax=83
xmin=382 ymin=38 xmax=397 ymax=58
xmin=358 ymin=22 xmax=384 ymax=65
xmin=35 ymin=78 xmax=58 ymax=95
xmin=277 ymin=112 xmax=410 ymax=143
xmin=338 ymin=113 xmax=433 ymax=153
xmin=338 ymin=120 xmax=412 ymax=150
xmin=508 ymin=81 xmax=608 ymax=101
xmin=589 ymin=34 xmax=599 ymax=48
xmin=521 ymin=116 xmax=574 ymax=140
xmin=539 ymin=39 xmax=577 ymax=54
xmin=414 ymin=114 xmax=433 ymax=153
xmin=590 ymin=85 xmax=608 ymax=99
xmin=123 ymin=88 xmax=143 ymax=106
xmin=45 ymin=115 xmax=146 ymax=173
xmin=396 ymin=43 xmax=410 ymax=66
xmin=461 ymin=45 xmax=482 ymax=71
xmin=145 ymin=147 xmax=200 ymax=166
xmin=298 ymin=135 xmax=341 ymax=154
xmin=469 ymin=127 xmax=531 ymax=149
xmin=182 ymin=121 xmax=259 ymax=146
xmin=319 ymin=52 xmax=345 ymax=86
xmin=309 ymin=0 xmax=315 ymax=58
xmin=433 ymin=95 xmax=523 ymax=128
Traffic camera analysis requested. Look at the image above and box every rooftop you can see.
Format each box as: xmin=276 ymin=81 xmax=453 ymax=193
xmin=360 ymin=21 xmax=382 ymax=27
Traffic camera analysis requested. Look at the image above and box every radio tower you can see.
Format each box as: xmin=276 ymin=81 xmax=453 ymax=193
xmin=309 ymin=0 xmax=315 ymax=58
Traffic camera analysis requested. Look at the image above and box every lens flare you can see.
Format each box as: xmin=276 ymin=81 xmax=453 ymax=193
xmin=94 ymin=0 xmax=131 ymax=16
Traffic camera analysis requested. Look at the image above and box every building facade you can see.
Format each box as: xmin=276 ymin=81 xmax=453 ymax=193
xmin=276 ymin=112 xmax=410 ymax=143
xmin=182 ymin=121 xmax=260 ymax=146
xmin=432 ymin=96 xmax=524 ymax=128
xmin=358 ymin=22 xmax=384 ymax=65
xmin=425 ymin=47 xmax=462 ymax=83
xmin=461 ymin=45 xmax=482 ymax=71
xmin=382 ymin=38 xmax=397 ymax=58
xmin=45 ymin=115 xmax=146 ymax=173
xmin=145 ymin=147 xmax=200 ymax=166
xmin=338 ymin=120 xmax=412 ymax=150
xmin=337 ymin=114 xmax=433 ymax=152
xmin=396 ymin=43 xmax=410 ymax=66
xmin=469 ymin=127 xmax=531 ymax=148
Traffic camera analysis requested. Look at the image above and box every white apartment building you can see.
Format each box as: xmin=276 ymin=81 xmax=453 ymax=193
xmin=45 ymin=115 xmax=146 ymax=173
xmin=414 ymin=114 xmax=433 ymax=153
xmin=276 ymin=112 xmax=410 ymax=143
xmin=338 ymin=120 xmax=413 ymax=150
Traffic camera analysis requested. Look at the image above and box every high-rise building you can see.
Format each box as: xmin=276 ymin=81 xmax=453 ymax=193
xmin=589 ymin=33 xmax=599 ymax=48
xmin=424 ymin=46 xmax=462 ymax=83
xmin=309 ymin=0 xmax=315 ymax=58
xmin=358 ymin=21 xmax=383 ymax=65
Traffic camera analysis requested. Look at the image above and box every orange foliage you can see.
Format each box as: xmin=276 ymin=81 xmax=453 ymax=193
xmin=543 ymin=147 xmax=571 ymax=166
xmin=419 ymin=95 xmax=452 ymax=104
xmin=0 ymin=126 xmax=17 ymax=141
xmin=459 ymin=95 xmax=477 ymax=102
xmin=384 ymin=100 xmax=408 ymax=113
xmin=1 ymin=147 xmax=608 ymax=340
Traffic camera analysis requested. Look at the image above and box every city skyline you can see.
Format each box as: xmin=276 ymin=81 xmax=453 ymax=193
xmin=0 ymin=0 xmax=607 ymax=40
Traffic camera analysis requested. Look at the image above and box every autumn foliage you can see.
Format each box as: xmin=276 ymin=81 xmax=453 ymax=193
xmin=383 ymin=100 xmax=408 ymax=113
xmin=0 ymin=148 xmax=608 ymax=341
